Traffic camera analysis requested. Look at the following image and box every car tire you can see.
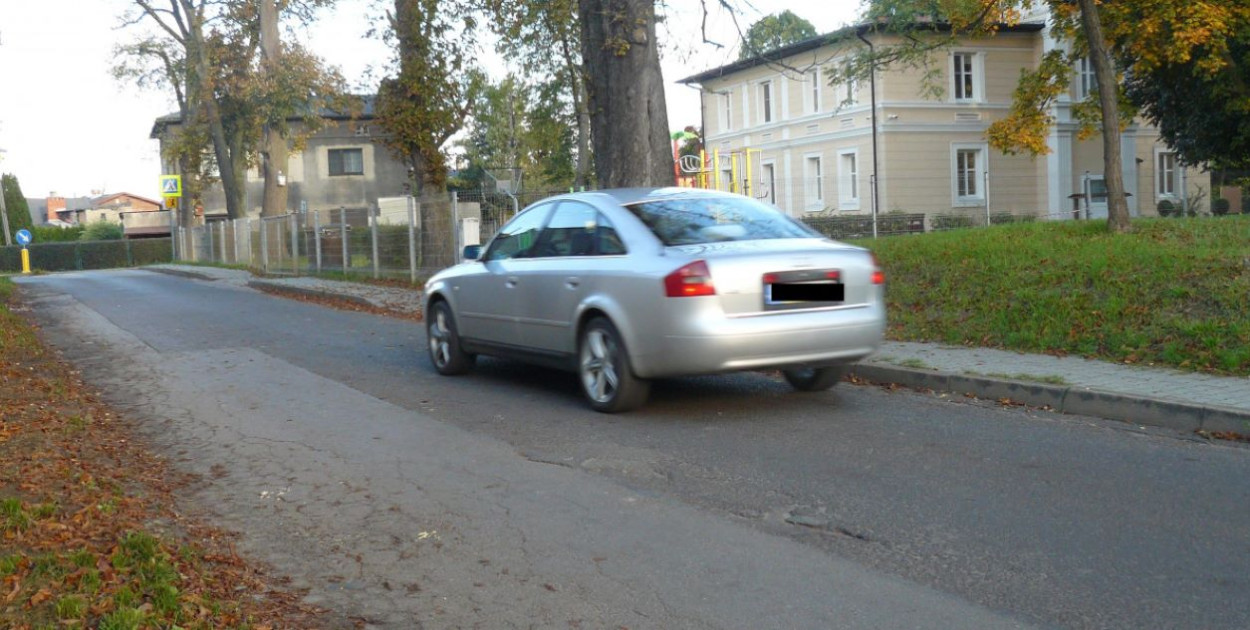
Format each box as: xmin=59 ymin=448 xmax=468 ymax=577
xmin=578 ymin=317 xmax=650 ymax=413
xmin=782 ymin=365 xmax=845 ymax=392
xmin=427 ymin=300 xmax=475 ymax=375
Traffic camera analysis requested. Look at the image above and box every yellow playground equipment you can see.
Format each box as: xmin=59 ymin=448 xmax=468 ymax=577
xmin=676 ymin=148 xmax=767 ymax=199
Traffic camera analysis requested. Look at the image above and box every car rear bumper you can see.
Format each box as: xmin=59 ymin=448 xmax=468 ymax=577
xmin=629 ymin=304 xmax=886 ymax=378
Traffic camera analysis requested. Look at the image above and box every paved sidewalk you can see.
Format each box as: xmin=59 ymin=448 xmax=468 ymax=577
xmin=145 ymin=264 xmax=1250 ymax=435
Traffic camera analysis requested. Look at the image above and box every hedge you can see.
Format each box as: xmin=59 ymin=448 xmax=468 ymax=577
xmin=802 ymin=213 xmax=925 ymax=239
xmin=0 ymin=238 xmax=172 ymax=273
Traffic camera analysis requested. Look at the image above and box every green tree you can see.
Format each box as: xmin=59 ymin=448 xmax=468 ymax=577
xmin=375 ymin=0 xmax=478 ymax=195
xmin=738 ymin=10 xmax=818 ymax=60
xmin=484 ymin=0 xmax=591 ymax=187
xmin=459 ymin=74 xmax=577 ymax=191
xmin=578 ymin=0 xmax=673 ymax=187
xmin=1 ymin=174 xmax=34 ymax=237
xmin=1114 ymin=4 xmax=1250 ymax=170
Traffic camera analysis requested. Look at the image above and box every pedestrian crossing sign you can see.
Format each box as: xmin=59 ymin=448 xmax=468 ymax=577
xmin=160 ymin=174 xmax=182 ymax=197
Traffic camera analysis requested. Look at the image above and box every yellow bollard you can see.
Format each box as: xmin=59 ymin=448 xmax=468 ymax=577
xmin=21 ymin=247 xmax=30 ymax=274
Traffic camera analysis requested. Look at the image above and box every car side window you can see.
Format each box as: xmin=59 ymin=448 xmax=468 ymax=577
xmin=531 ymin=202 xmax=602 ymax=257
xmin=596 ymin=213 xmax=627 ymax=255
xmin=483 ymin=203 xmax=553 ymax=261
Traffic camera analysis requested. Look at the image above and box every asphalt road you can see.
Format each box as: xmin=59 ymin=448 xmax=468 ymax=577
xmin=16 ymin=269 xmax=1250 ymax=629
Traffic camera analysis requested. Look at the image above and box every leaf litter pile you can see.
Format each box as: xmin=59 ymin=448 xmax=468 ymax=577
xmin=0 ymin=279 xmax=331 ymax=629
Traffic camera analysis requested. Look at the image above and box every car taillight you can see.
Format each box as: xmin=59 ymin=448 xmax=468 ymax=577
xmin=664 ymin=260 xmax=716 ymax=297
xmin=870 ymin=252 xmax=885 ymax=285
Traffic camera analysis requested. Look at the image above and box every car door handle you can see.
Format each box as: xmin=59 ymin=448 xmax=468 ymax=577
xmin=506 ymin=276 xmax=519 ymax=288
xmin=565 ymin=277 xmax=581 ymax=289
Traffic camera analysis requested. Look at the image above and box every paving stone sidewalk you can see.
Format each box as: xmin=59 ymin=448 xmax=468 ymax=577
xmin=146 ymin=265 xmax=1250 ymax=435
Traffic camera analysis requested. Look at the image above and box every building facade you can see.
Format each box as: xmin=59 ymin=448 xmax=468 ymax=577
xmin=149 ymin=98 xmax=411 ymax=220
xmin=679 ymin=21 xmax=1208 ymax=222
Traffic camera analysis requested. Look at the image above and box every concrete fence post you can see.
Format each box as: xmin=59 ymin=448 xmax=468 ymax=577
xmin=370 ymin=203 xmax=380 ymax=279
xmin=339 ymin=207 xmax=348 ymax=271
xmin=289 ymin=213 xmax=299 ymax=275
xmin=452 ymin=190 xmax=461 ymax=269
xmin=313 ymin=209 xmax=322 ymax=273
xmin=407 ymin=195 xmax=417 ymax=283
xmin=260 ymin=218 xmax=269 ymax=273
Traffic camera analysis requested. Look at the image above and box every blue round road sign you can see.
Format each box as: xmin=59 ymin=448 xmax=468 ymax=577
xmin=15 ymin=229 xmax=32 ymax=247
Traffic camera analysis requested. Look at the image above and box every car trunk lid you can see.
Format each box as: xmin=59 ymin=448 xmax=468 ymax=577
xmin=665 ymin=239 xmax=877 ymax=315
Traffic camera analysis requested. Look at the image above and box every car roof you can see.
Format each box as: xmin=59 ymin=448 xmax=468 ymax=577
xmin=551 ymin=187 xmax=738 ymax=207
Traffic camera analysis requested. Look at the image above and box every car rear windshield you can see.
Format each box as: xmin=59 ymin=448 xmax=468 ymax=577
xmin=625 ymin=196 xmax=822 ymax=246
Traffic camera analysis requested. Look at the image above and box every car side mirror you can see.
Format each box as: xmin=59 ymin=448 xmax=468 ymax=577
xmin=463 ymin=244 xmax=482 ymax=261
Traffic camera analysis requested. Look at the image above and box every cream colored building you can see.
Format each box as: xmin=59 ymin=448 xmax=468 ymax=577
xmin=679 ymin=20 xmax=1208 ymax=223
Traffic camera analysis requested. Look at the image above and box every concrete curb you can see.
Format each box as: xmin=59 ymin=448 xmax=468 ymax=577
xmin=849 ymin=363 xmax=1250 ymax=435
xmin=245 ymin=280 xmax=377 ymax=309
xmin=145 ymin=267 xmax=220 ymax=282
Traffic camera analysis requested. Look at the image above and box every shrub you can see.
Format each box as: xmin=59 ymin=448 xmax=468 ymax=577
xmin=1156 ymin=199 xmax=1176 ymax=217
xmin=81 ymin=221 xmax=123 ymax=241
xmin=931 ymin=214 xmax=976 ymax=230
xmin=376 ymin=224 xmax=411 ymax=269
xmin=1212 ymin=198 xmax=1231 ymax=216
xmin=129 ymin=238 xmax=173 ymax=265
xmin=1242 ymin=194 xmax=1250 ymax=215
xmin=990 ymin=212 xmax=1037 ymax=225
xmin=33 ymin=225 xmax=85 ymax=242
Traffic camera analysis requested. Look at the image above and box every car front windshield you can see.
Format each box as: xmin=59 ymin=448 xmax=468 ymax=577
xmin=625 ymin=196 xmax=821 ymax=246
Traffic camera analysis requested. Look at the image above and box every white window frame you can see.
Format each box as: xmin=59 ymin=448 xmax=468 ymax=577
xmin=1155 ymin=149 xmax=1181 ymax=200
xmin=806 ymin=69 xmax=821 ymax=114
xmin=759 ymin=80 xmax=774 ymax=124
xmin=804 ymin=153 xmax=824 ymax=211
xmin=837 ymin=148 xmax=860 ymax=210
xmin=950 ymin=51 xmax=984 ymax=103
xmin=762 ymin=160 xmax=778 ymax=205
xmin=1076 ymin=56 xmax=1098 ymax=100
xmin=951 ymin=143 xmax=988 ymax=206
xmin=719 ymin=90 xmax=733 ymax=132
xmin=841 ymin=77 xmax=858 ymax=109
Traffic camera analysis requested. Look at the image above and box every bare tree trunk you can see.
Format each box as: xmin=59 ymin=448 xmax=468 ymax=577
xmin=260 ymin=0 xmax=289 ymax=218
xmin=1078 ymin=0 xmax=1131 ymax=233
xmin=578 ymin=0 xmax=673 ymax=188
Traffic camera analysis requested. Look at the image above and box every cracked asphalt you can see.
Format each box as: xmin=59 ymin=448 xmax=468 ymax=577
xmin=15 ymin=269 xmax=1250 ymax=629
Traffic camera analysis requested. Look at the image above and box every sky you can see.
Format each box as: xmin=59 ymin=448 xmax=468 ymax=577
xmin=0 ymin=0 xmax=861 ymax=202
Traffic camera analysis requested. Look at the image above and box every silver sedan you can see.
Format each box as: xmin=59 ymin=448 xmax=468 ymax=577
xmin=424 ymin=188 xmax=886 ymax=412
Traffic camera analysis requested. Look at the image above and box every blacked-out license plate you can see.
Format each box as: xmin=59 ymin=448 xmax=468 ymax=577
xmin=768 ymin=282 xmax=845 ymax=303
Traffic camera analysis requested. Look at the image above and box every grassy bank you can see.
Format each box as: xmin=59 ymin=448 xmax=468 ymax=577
xmin=851 ymin=216 xmax=1250 ymax=375
xmin=0 ymin=277 xmax=323 ymax=628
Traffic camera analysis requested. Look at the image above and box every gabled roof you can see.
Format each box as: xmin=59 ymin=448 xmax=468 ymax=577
xmin=150 ymin=95 xmax=378 ymax=138
xmin=677 ymin=21 xmax=1045 ymax=85
xmin=92 ymin=192 xmax=164 ymax=209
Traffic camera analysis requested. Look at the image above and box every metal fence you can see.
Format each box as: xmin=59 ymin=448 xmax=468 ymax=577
xmin=174 ymin=193 xmax=478 ymax=280
xmin=172 ymin=180 xmax=1180 ymax=277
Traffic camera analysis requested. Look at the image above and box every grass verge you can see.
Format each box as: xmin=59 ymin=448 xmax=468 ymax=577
xmin=852 ymin=216 xmax=1250 ymax=375
xmin=0 ymin=277 xmax=328 ymax=628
